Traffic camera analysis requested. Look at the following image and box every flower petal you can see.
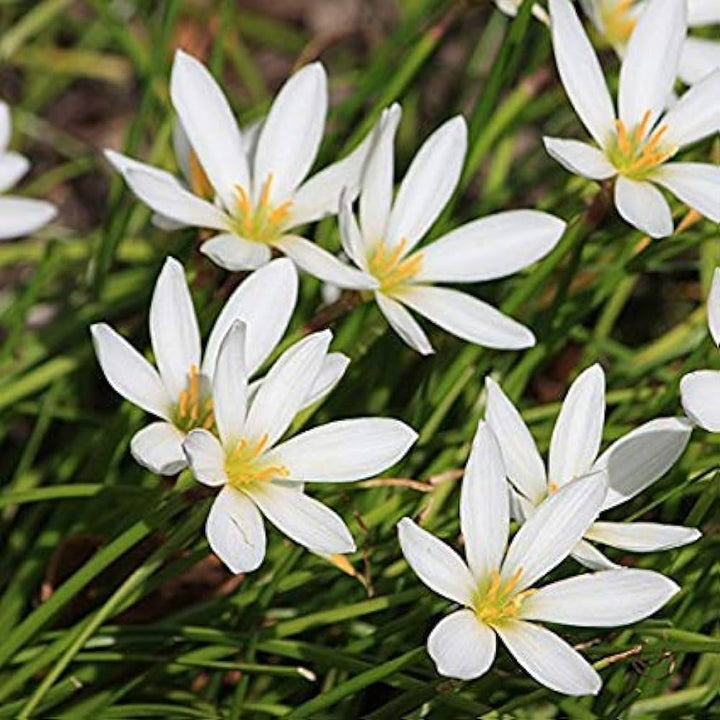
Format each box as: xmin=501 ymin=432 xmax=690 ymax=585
xmin=548 ymin=0 xmax=616 ymax=148
xmin=0 ymin=197 xmax=56 ymax=240
xmin=0 ymin=101 xmax=10 ymax=151
xmin=130 ymin=422 xmax=186 ymax=475
xmin=386 ymin=116 xmax=467 ymax=252
xmin=360 ymin=103 xmax=402 ymax=243
xmin=618 ymin=0 xmax=686 ymax=132
xmin=428 ymin=610 xmax=497 ymax=681
xmin=585 ymin=521 xmax=701 ymax=552
xmin=202 ymin=258 xmax=298 ymax=379
xmin=123 ymin=168 xmax=228 ymax=230
xmin=300 ymin=352 xmax=349 ymax=409
xmin=291 ymin=108 xmax=390 ymax=226
xmin=244 ymin=331 xmax=331 ymax=447
xmin=397 ymin=285 xmax=535 ymax=350
xmin=397 ymin=517 xmax=476 ymax=606
xmin=543 ymin=137 xmax=617 ymax=180
xmin=90 ymin=323 xmax=172 ymax=419
xmin=200 ymin=233 xmax=272 ymax=271
xmin=212 ymin=321 xmax=249 ymax=447
xmin=485 ymin=377 xmax=547 ymax=505
xmin=651 ymin=163 xmax=720 ymax=223
xmin=681 ymin=370 xmax=720 ymax=432
xmin=246 ymin=481 xmax=355 ymax=554
xmin=548 ymin=364 xmax=605 ymax=488
xmin=0 ymin=151 xmax=29 ymax=193
xmin=183 ymin=428 xmax=228 ymax=487
xmin=461 ymin=422 xmax=509 ymax=583
xmin=662 ymin=69 xmax=720 ymax=148
xmin=253 ymin=63 xmax=327 ymax=203
xmin=501 ymin=472 xmax=607 ymax=592
xmin=571 ymin=539 xmax=619 ymax=571
xmin=274 ymin=235 xmax=378 ymax=289
xmin=678 ymin=37 xmax=720 ymax=86
xmin=688 ymin=0 xmax=720 ymax=24
xmin=521 ymin=568 xmax=679 ymax=627
xmin=267 ymin=418 xmax=417 ymax=482
xmin=416 ymin=210 xmax=566 ymax=284
xmin=709 ymin=269 xmax=720 ymax=346
xmin=338 ymin=191 xmax=369 ymax=270
xmin=495 ymin=620 xmax=601 ymax=695
xmin=375 ymin=292 xmax=434 ymax=355
xmin=206 ymin=486 xmax=266 ymax=573
xmin=170 ymin=50 xmax=249 ymax=208
xmin=150 ymin=257 xmax=201 ymax=400
xmin=594 ymin=417 xmax=691 ymax=511
xmin=614 ymin=176 xmax=673 ymax=238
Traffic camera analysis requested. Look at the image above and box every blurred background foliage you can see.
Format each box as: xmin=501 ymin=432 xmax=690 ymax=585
xmin=0 ymin=0 xmax=717 ymax=717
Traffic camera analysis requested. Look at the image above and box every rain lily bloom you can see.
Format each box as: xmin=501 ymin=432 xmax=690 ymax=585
xmin=182 ymin=322 xmax=417 ymax=573
xmin=581 ymin=0 xmax=720 ymax=85
xmin=546 ymin=0 xmax=720 ymax=238
xmin=105 ymin=49 xmax=380 ymax=289
xmin=485 ymin=364 xmax=700 ymax=570
xmin=91 ymin=257 xmax=348 ymax=475
xmin=681 ymin=267 xmax=720 ymax=432
xmin=399 ymin=423 xmax=678 ymax=694
xmin=0 ymin=101 xmax=56 ymax=240
xmin=337 ymin=109 xmax=567 ymax=354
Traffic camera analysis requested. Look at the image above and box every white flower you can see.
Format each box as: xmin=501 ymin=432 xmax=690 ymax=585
xmin=0 ymin=101 xmax=56 ymax=240
xmin=334 ymin=108 xmax=566 ymax=354
xmin=581 ymin=0 xmax=720 ymax=85
xmin=182 ymin=322 xmax=417 ymax=573
xmin=681 ymin=267 xmax=720 ymax=431
xmin=105 ymin=49 xmax=380 ymax=288
xmin=546 ymin=0 xmax=720 ymax=238
xmin=399 ymin=423 xmax=678 ymax=694
xmin=91 ymin=257 xmax=348 ymax=475
xmin=486 ymin=364 xmax=700 ymax=570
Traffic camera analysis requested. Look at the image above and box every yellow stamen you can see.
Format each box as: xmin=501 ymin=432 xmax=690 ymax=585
xmin=632 ymin=110 xmax=651 ymax=145
xmin=600 ymin=0 xmax=637 ymax=46
xmin=230 ymin=174 xmax=293 ymax=244
xmin=259 ymin=174 xmax=273 ymax=209
xmin=609 ymin=113 xmax=676 ymax=180
xmin=547 ymin=481 xmax=559 ymax=494
xmin=225 ymin=433 xmax=289 ymax=488
xmin=473 ymin=567 xmax=535 ymax=626
xmin=368 ymin=237 xmax=424 ymax=292
xmin=188 ymin=150 xmax=213 ymax=199
xmin=174 ymin=366 xmax=215 ymax=433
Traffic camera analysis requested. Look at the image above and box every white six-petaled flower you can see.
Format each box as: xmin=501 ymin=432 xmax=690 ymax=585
xmin=182 ymin=321 xmax=417 ymax=573
xmin=399 ymin=423 xmax=678 ymax=694
xmin=105 ymin=50 xmax=381 ymax=288
xmin=485 ymin=364 xmax=700 ymax=570
xmin=581 ymin=0 xmax=720 ymax=85
xmin=335 ymin=107 xmax=567 ymax=354
xmin=91 ymin=257 xmax=348 ymax=475
xmin=546 ymin=0 xmax=720 ymax=238
xmin=0 ymin=101 xmax=56 ymax=240
xmin=681 ymin=267 xmax=720 ymax=432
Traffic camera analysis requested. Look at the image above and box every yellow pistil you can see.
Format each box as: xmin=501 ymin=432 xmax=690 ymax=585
xmin=174 ymin=364 xmax=215 ymax=432
xmin=472 ymin=568 xmax=535 ymax=626
xmin=600 ymin=0 xmax=636 ymax=47
xmin=609 ymin=111 xmax=677 ymax=180
xmin=225 ymin=433 xmax=289 ymax=488
xmin=188 ymin=150 xmax=214 ymax=199
xmin=230 ymin=173 xmax=293 ymax=244
xmin=367 ymin=238 xmax=423 ymax=293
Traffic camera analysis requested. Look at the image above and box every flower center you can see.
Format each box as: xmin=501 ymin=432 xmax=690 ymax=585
xmin=367 ymin=238 xmax=423 ymax=293
xmin=173 ymin=364 xmax=215 ymax=433
xmin=225 ymin=434 xmax=289 ymax=488
xmin=608 ymin=111 xmax=676 ymax=179
xmin=600 ymin=0 xmax=636 ymax=47
xmin=472 ymin=568 xmax=535 ymax=626
xmin=230 ymin=174 xmax=293 ymax=244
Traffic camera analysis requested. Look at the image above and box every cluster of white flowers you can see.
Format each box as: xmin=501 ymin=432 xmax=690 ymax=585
xmin=0 ymin=0 xmax=709 ymax=699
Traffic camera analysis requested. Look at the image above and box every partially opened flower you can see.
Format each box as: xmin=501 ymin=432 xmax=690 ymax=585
xmin=681 ymin=267 xmax=720 ymax=432
xmin=91 ymin=257 xmax=347 ymax=475
xmin=546 ymin=0 xmax=720 ymax=238
xmin=399 ymin=423 xmax=678 ymax=694
xmin=335 ymin=109 xmax=566 ymax=354
xmin=581 ymin=0 xmax=720 ymax=85
xmin=183 ymin=322 xmax=417 ymax=573
xmin=105 ymin=50 xmax=380 ymax=288
xmin=486 ymin=364 xmax=699 ymax=570
xmin=0 ymin=101 xmax=56 ymax=240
